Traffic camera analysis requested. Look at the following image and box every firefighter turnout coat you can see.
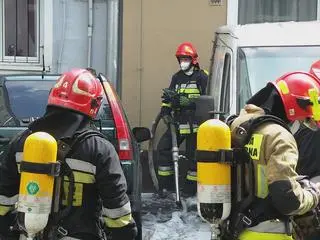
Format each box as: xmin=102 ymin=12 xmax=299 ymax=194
xmin=0 ymin=116 xmax=136 ymax=239
xmin=230 ymin=104 xmax=320 ymax=240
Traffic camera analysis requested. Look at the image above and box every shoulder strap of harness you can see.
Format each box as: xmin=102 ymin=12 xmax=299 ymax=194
xmin=46 ymin=128 xmax=106 ymax=239
xmin=56 ymin=128 xmax=106 ymax=216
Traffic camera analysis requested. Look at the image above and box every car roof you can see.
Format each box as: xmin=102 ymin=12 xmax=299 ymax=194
xmin=216 ymin=21 xmax=320 ymax=47
xmin=0 ymin=74 xmax=61 ymax=81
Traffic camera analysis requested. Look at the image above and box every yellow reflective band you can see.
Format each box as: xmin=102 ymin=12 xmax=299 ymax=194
xmin=188 ymin=94 xmax=200 ymax=99
xmin=203 ymin=69 xmax=209 ymax=76
xmin=179 ymin=128 xmax=198 ymax=134
xmin=309 ymin=88 xmax=320 ymax=121
xmin=186 ymin=175 xmax=197 ymax=181
xmin=239 ymin=230 xmax=293 ymax=240
xmin=105 ymin=213 xmax=132 ymax=228
xmin=178 ymin=89 xmax=200 ymax=94
xmin=257 ymin=164 xmax=268 ymax=198
xmin=244 ymin=134 xmax=263 ymax=160
xmin=162 ymin=102 xmax=172 ymax=108
xmin=179 ymin=129 xmax=191 ymax=134
xmin=0 ymin=206 xmax=13 ymax=216
xmin=158 ymin=170 xmax=174 ymax=176
xmin=277 ymin=80 xmax=289 ymax=95
xmin=64 ymin=171 xmax=95 ymax=184
xmin=62 ymin=182 xmax=83 ymax=207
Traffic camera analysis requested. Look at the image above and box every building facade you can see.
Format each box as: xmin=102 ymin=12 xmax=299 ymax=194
xmin=0 ymin=0 xmax=121 ymax=90
xmin=1 ymin=0 xmax=320 ymax=133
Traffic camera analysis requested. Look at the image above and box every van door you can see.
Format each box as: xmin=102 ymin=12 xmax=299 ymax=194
xmin=208 ymin=37 xmax=232 ymax=120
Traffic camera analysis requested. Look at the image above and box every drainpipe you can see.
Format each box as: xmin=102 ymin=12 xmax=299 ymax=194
xmin=88 ymin=0 xmax=93 ymax=67
xmin=106 ymin=0 xmax=119 ymax=91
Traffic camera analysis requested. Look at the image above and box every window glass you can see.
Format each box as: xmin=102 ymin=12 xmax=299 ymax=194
xmin=237 ymin=46 xmax=320 ymax=110
xmin=209 ymin=44 xmax=226 ymax=112
xmin=4 ymin=0 xmax=38 ymax=57
xmin=2 ymin=80 xmax=54 ymax=126
xmin=238 ymin=0 xmax=317 ymax=25
xmin=220 ymin=53 xmax=231 ymax=118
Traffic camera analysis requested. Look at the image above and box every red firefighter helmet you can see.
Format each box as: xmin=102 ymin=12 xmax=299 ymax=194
xmin=48 ymin=68 xmax=103 ymax=118
xmin=309 ymin=60 xmax=320 ymax=81
xmin=271 ymin=71 xmax=320 ymax=125
xmin=175 ymin=42 xmax=198 ymax=65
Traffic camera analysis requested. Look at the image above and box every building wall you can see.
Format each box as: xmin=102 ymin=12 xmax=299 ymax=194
xmin=122 ymin=0 xmax=227 ymax=131
xmin=52 ymin=0 xmax=109 ymax=75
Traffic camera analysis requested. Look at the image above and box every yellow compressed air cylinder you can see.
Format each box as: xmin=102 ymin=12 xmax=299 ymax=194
xmin=197 ymin=119 xmax=231 ymax=222
xmin=17 ymin=132 xmax=57 ymax=238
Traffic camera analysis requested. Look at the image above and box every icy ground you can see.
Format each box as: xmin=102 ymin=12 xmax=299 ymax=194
xmin=141 ymin=193 xmax=211 ymax=240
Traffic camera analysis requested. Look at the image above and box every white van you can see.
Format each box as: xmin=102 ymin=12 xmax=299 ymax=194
xmin=208 ymin=21 xmax=320 ymax=119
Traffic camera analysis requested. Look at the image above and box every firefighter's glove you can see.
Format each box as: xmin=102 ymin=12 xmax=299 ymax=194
xmin=161 ymin=88 xmax=180 ymax=108
xmin=162 ymin=88 xmax=178 ymax=102
xmin=298 ymin=176 xmax=320 ymax=207
xmin=160 ymin=106 xmax=171 ymax=117
xmin=179 ymin=95 xmax=192 ymax=107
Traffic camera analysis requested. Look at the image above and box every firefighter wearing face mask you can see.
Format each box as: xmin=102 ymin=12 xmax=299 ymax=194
xmin=225 ymin=72 xmax=320 ymax=240
xmin=157 ymin=42 xmax=208 ymax=197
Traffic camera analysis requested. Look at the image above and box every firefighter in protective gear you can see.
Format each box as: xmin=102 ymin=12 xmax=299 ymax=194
xmin=292 ymin=62 xmax=320 ymax=240
xmin=158 ymin=42 xmax=208 ymax=196
xmin=228 ymin=72 xmax=320 ymax=240
xmin=295 ymin=61 xmax=320 ymax=180
xmin=0 ymin=69 xmax=137 ymax=240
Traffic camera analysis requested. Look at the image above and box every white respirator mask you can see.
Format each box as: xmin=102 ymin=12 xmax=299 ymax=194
xmin=180 ymin=61 xmax=191 ymax=71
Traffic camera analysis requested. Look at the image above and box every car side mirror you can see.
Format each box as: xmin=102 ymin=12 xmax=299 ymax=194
xmin=132 ymin=127 xmax=151 ymax=143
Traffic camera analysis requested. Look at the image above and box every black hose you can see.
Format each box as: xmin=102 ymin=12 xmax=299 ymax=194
xmin=147 ymin=112 xmax=162 ymax=192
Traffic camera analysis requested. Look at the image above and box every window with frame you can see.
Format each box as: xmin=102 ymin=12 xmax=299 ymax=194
xmin=1 ymin=0 xmax=40 ymax=63
xmin=237 ymin=48 xmax=251 ymax=112
xmin=219 ymin=53 xmax=231 ymax=121
xmin=238 ymin=0 xmax=318 ymax=25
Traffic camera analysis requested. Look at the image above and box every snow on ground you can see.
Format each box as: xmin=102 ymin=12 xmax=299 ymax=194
xmin=141 ymin=193 xmax=211 ymax=240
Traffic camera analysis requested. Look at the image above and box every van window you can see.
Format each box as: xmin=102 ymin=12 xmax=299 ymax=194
xmin=219 ymin=53 xmax=231 ymax=120
xmin=237 ymin=45 xmax=320 ymax=110
xmin=238 ymin=0 xmax=317 ymax=25
xmin=238 ymin=49 xmax=252 ymax=111
xmin=209 ymin=45 xmax=226 ymax=112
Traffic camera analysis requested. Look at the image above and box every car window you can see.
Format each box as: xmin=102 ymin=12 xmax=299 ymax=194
xmin=0 ymin=80 xmax=55 ymax=126
xmin=5 ymin=81 xmax=54 ymax=118
xmin=1 ymin=79 xmax=114 ymax=128
xmin=95 ymin=98 xmax=113 ymax=121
